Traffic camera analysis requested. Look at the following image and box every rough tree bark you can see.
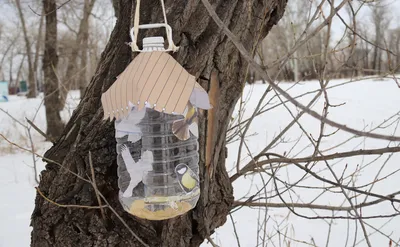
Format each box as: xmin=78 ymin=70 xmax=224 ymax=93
xmin=42 ymin=0 xmax=64 ymax=140
xmin=31 ymin=0 xmax=287 ymax=246
xmin=15 ymin=0 xmax=36 ymax=98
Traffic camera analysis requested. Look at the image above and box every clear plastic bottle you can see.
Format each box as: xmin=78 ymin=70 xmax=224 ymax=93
xmin=115 ymin=37 xmax=200 ymax=220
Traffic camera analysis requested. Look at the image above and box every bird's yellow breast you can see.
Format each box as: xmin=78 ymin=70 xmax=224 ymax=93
xmin=182 ymin=173 xmax=196 ymax=189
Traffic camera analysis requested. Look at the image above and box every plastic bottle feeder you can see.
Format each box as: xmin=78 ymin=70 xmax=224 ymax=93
xmin=101 ymin=33 xmax=211 ymax=220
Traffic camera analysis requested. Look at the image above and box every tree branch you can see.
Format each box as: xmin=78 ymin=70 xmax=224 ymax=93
xmin=200 ymin=0 xmax=400 ymax=142
xmin=231 ymin=146 xmax=400 ymax=181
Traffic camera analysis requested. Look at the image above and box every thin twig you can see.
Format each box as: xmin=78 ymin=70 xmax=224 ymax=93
xmin=233 ymin=201 xmax=349 ymax=212
xmin=232 ymin=146 xmax=400 ymax=181
xmin=88 ymin=151 xmax=106 ymax=221
xmin=200 ymin=0 xmax=400 ymax=142
xmin=0 ymin=133 xmax=90 ymax=183
xmin=29 ymin=0 xmax=72 ymax=16
xmin=268 ymin=153 xmax=400 ymax=208
xmin=0 ymin=108 xmax=40 ymax=183
xmin=206 ymin=236 xmax=219 ymax=247
xmin=36 ymin=187 xmax=107 ymax=209
xmin=0 ymin=107 xmax=27 ymax=128
xmin=27 ymin=129 xmax=39 ymax=184
xmin=98 ymin=193 xmax=150 ymax=247
xmin=1 ymin=133 xmax=149 ymax=246
xmin=26 ymin=118 xmax=55 ymax=143
xmin=229 ymin=213 xmax=241 ymax=247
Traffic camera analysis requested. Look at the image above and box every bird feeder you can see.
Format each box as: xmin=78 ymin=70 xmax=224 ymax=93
xmin=101 ymin=1 xmax=211 ymax=220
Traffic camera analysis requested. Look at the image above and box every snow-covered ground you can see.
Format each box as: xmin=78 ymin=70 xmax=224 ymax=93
xmin=0 ymin=92 xmax=79 ymax=247
xmin=206 ymin=77 xmax=400 ymax=247
xmin=0 ymin=78 xmax=399 ymax=247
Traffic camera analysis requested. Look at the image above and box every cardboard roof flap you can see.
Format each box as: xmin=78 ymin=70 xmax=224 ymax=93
xmin=101 ymin=51 xmax=211 ymax=121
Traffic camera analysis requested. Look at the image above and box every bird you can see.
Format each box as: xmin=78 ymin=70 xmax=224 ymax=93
xmin=175 ymin=163 xmax=199 ymax=193
xmin=172 ymin=103 xmax=198 ymax=141
xmin=120 ymin=145 xmax=153 ymax=198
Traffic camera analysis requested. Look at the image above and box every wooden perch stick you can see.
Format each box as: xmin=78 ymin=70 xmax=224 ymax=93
xmin=206 ymin=70 xmax=220 ymax=177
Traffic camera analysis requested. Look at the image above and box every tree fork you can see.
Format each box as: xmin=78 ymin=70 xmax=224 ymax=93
xmin=31 ymin=0 xmax=287 ymax=246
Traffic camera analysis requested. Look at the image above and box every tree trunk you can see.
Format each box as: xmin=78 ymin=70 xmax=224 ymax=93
xmin=0 ymin=35 xmax=18 ymax=77
xmin=364 ymin=41 xmax=369 ymax=75
xmin=34 ymin=8 xmax=45 ymax=92
xmin=16 ymin=55 xmax=26 ymax=87
xmin=31 ymin=0 xmax=287 ymax=246
xmin=9 ymin=51 xmax=13 ymax=86
xmin=42 ymin=0 xmax=64 ymax=140
xmin=396 ymin=33 xmax=400 ymax=72
xmin=78 ymin=0 xmax=92 ymax=99
xmin=15 ymin=0 xmax=36 ymax=98
xmin=59 ymin=0 xmax=96 ymax=108
xmin=79 ymin=36 xmax=88 ymax=99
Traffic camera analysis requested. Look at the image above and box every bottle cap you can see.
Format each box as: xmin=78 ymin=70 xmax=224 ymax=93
xmin=143 ymin=37 xmax=165 ymax=51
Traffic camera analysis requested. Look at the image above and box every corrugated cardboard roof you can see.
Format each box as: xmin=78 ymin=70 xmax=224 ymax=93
xmin=101 ymin=51 xmax=210 ymax=120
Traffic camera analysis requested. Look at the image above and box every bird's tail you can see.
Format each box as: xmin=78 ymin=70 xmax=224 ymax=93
xmin=172 ymin=119 xmax=190 ymax=140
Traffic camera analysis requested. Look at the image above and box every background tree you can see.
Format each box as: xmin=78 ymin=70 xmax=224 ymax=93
xmin=42 ymin=0 xmax=64 ymax=140
xmin=371 ymin=3 xmax=389 ymax=73
xmin=14 ymin=0 xmax=38 ymax=98
xmin=389 ymin=27 xmax=400 ymax=71
xmin=77 ymin=0 xmax=95 ymax=99
xmin=59 ymin=0 xmax=96 ymax=108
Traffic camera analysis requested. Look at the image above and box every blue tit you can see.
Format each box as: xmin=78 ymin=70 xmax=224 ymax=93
xmin=175 ymin=164 xmax=199 ymax=193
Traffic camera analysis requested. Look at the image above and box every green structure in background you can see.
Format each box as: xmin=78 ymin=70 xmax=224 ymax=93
xmin=20 ymin=80 xmax=27 ymax=92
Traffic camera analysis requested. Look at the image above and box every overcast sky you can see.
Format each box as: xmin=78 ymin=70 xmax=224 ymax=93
xmin=1 ymin=0 xmax=400 ymax=37
xmin=1 ymin=0 xmax=400 ymax=53
xmin=332 ymin=0 xmax=400 ymax=35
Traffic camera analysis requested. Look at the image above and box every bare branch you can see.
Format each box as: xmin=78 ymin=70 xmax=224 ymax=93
xmin=200 ymin=0 xmax=400 ymax=142
xmin=26 ymin=118 xmax=54 ymax=143
xmin=232 ymin=146 xmax=400 ymax=181
xmin=88 ymin=151 xmax=106 ymax=221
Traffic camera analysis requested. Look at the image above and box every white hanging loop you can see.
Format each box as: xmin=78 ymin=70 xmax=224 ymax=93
xmin=130 ymin=0 xmax=179 ymax=53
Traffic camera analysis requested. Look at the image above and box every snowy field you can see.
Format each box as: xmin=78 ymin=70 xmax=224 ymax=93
xmin=207 ymin=77 xmax=400 ymax=247
xmin=0 ymin=78 xmax=399 ymax=246
xmin=0 ymin=92 xmax=79 ymax=247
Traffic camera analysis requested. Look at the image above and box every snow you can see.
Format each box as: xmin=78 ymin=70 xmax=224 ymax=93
xmin=0 ymin=154 xmax=44 ymax=247
xmin=0 ymin=79 xmax=399 ymax=246
xmin=204 ymin=78 xmax=400 ymax=247
xmin=0 ymin=92 xmax=79 ymax=247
